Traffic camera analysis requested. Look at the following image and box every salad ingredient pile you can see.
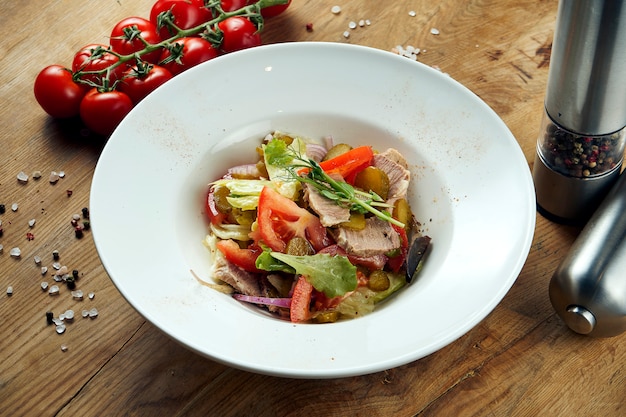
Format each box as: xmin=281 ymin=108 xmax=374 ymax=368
xmin=203 ymin=132 xmax=431 ymax=323
xmin=33 ymin=0 xmax=291 ymax=136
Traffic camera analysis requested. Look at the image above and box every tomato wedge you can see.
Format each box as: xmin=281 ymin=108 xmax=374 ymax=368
xmin=386 ymin=225 xmax=408 ymax=273
xmin=253 ymin=186 xmax=331 ymax=253
xmin=216 ymin=239 xmax=262 ymax=273
xmin=290 ymin=276 xmax=313 ymax=323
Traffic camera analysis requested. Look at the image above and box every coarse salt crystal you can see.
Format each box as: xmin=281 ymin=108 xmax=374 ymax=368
xmin=72 ymin=290 xmax=84 ymax=300
xmin=28 ymin=219 xmax=36 ymax=227
xmin=0 ymin=244 xmax=3 ymax=254
xmin=343 ymin=31 xmax=350 ymax=38
xmin=56 ymin=324 xmax=66 ymax=334
xmin=358 ymin=19 xmax=365 ymax=27
xmin=82 ymin=310 xmax=89 ymax=318
xmin=10 ymin=247 xmax=21 ymax=258
xmin=11 ymin=203 xmax=18 ymax=212
xmin=409 ymin=10 xmax=416 ymax=17
xmin=430 ymin=27 xmax=440 ymax=35
xmin=61 ymin=345 xmax=68 ymax=352
xmin=58 ymin=171 xmax=65 ymax=178
xmin=32 ymin=170 xmax=42 ymax=180
xmin=331 ymin=5 xmax=341 ymax=14
xmin=17 ymin=171 xmax=29 ymax=183
xmin=49 ymin=285 xmax=60 ymax=295
xmin=88 ymin=308 xmax=99 ymax=318
xmin=7 ymin=286 xmax=13 ymax=296
xmin=348 ymin=21 xmax=357 ymax=29
xmin=88 ymin=292 xmax=95 ymax=300
xmin=49 ymin=171 xmax=60 ymax=184
xmin=64 ymin=310 xmax=75 ymax=321
xmin=41 ymin=282 xmax=49 ymax=291
xmin=34 ymin=255 xmax=42 ymax=265
xmin=41 ymin=266 xmax=48 ymax=275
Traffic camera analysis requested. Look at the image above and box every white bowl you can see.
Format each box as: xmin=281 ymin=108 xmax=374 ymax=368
xmin=91 ymin=42 xmax=535 ymax=379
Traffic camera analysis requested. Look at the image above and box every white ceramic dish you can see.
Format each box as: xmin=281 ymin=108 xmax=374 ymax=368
xmin=91 ymin=42 xmax=535 ymax=379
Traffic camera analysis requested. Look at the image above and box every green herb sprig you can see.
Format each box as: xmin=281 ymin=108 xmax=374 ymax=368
xmin=265 ymin=139 xmax=405 ymax=228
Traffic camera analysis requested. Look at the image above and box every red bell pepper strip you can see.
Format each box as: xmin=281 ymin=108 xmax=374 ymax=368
xmin=300 ymin=146 xmax=374 ymax=180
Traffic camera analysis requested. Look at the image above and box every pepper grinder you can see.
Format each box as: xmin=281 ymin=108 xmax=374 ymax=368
xmin=549 ymin=169 xmax=626 ymax=337
xmin=532 ymin=0 xmax=626 ymax=224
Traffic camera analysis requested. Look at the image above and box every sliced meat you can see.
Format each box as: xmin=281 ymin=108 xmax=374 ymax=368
xmin=373 ymin=148 xmax=410 ymax=204
xmin=212 ymin=255 xmax=285 ymax=312
xmin=331 ymin=217 xmax=401 ymax=258
xmin=213 ymin=255 xmax=265 ymax=297
xmin=303 ymin=183 xmax=350 ymax=227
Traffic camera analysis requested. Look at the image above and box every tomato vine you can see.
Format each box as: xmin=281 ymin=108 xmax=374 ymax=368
xmin=34 ymin=0 xmax=290 ymax=136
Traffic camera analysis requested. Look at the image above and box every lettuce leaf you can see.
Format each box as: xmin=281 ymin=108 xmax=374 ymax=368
xmin=336 ymin=273 xmax=406 ymax=318
xmin=262 ymin=136 xmax=306 ymax=200
xmin=256 ymin=250 xmax=357 ymax=298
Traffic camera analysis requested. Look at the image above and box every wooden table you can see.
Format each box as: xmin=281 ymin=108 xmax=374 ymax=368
xmin=1 ymin=1 xmax=625 ymax=415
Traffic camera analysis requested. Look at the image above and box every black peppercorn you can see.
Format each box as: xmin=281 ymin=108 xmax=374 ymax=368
xmin=66 ymin=276 xmax=76 ymax=290
xmin=46 ymin=311 xmax=54 ymax=325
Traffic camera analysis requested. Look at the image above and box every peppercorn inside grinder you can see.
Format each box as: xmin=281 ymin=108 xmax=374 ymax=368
xmin=532 ymin=0 xmax=626 ymax=224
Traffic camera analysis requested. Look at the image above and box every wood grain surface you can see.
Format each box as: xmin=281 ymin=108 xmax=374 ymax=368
xmin=1 ymin=1 xmax=625 ymax=416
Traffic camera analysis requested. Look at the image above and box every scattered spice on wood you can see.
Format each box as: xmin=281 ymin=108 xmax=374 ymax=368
xmin=17 ymin=171 xmax=29 ymax=183
xmin=0 ymin=204 xmax=5 ymax=214
xmin=46 ymin=311 xmax=54 ymax=325
xmin=49 ymin=171 xmax=60 ymax=184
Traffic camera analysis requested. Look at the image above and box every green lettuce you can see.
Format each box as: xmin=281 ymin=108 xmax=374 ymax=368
xmin=256 ymin=250 xmax=357 ymax=298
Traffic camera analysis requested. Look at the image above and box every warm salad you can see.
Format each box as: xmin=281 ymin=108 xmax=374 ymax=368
xmin=202 ymin=131 xmax=430 ymax=323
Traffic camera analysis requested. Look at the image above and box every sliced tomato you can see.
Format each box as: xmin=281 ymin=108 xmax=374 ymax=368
xmin=386 ymin=225 xmax=408 ymax=273
xmin=253 ymin=186 xmax=331 ymax=253
xmin=216 ymin=239 xmax=262 ymax=273
xmin=290 ymin=275 xmax=313 ymax=323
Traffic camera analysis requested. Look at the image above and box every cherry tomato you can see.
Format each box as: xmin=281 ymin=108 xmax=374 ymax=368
xmin=221 ymin=0 xmax=248 ymax=12
xmin=256 ymin=0 xmax=291 ymax=18
xmin=34 ymin=65 xmax=87 ymax=118
xmin=72 ymin=44 xmax=126 ymax=86
xmin=218 ymin=16 xmax=261 ymax=53
xmin=159 ymin=37 xmax=220 ymax=75
xmin=118 ymin=64 xmax=173 ymax=104
xmin=110 ymin=17 xmax=162 ymax=64
xmin=150 ymin=0 xmax=213 ymax=40
xmin=79 ymin=89 xmax=134 ymax=136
